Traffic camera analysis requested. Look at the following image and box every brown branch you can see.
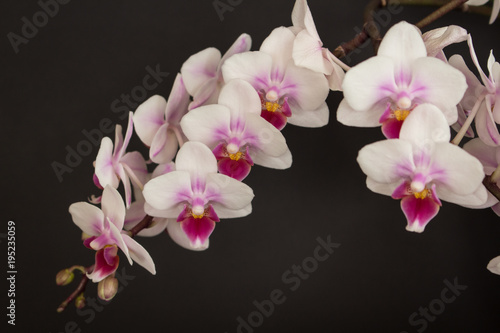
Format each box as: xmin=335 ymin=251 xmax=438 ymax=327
xmin=415 ymin=0 xmax=468 ymax=29
xmin=483 ymin=175 xmax=500 ymax=202
xmin=128 ymin=215 xmax=154 ymax=237
xmin=56 ymin=265 xmax=94 ymax=313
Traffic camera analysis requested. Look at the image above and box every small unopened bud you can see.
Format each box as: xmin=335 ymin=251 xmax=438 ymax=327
xmin=75 ymin=293 xmax=85 ymax=309
xmin=56 ymin=269 xmax=74 ymax=286
xmin=97 ymin=276 xmax=119 ymax=301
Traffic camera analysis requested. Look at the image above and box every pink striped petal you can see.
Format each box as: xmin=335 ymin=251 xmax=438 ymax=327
xmin=122 ymin=234 xmax=156 ymax=275
xmin=69 ymin=202 xmax=104 ymax=236
xmin=133 ymin=95 xmax=167 ymax=147
xmin=101 ymin=186 xmax=126 ymax=230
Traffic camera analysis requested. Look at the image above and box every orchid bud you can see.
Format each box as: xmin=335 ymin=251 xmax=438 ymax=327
xmin=56 ymin=269 xmax=74 ymax=286
xmin=97 ymin=276 xmax=119 ymax=301
xmin=75 ymin=293 xmax=85 ymax=309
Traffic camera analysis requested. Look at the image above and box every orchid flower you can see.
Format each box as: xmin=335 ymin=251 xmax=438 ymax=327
xmin=422 ymin=25 xmax=468 ymax=61
xmin=180 ymin=79 xmax=291 ymax=181
xmin=94 ymin=112 xmax=148 ymax=208
xmin=69 ymin=186 xmax=155 ymax=282
xmin=289 ymin=0 xmax=345 ymax=90
xmin=337 ymin=21 xmax=467 ymax=139
xmin=181 ymin=33 xmax=251 ymax=110
xmin=463 ymin=138 xmax=500 ymax=215
xmin=467 ymin=0 xmax=500 ymax=24
xmin=142 ymin=141 xmax=254 ymax=249
xmin=133 ymin=74 xmax=190 ymax=164
xmin=222 ymin=27 xmax=330 ymax=130
xmin=357 ymin=104 xmax=487 ymax=232
xmin=487 ymin=256 xmax=500 ymax=275
xmin=123 ymin=162 xmax=209 ymax=251
xmin=458 ymin=36 xmax=500 ymax=146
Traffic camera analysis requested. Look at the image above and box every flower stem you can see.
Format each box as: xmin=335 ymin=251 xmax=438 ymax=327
xmin=127 ymin=215 xmax=154 ymax=237
xmin=451 ymin=94 xmax=485 ymax=145
xmin=56 ymin=265 xmax=94 ymax=313
xmin=483 ymin=175 xmax=500 ymax=201
xmin=415 ymin=0 xmax=468 ymax=29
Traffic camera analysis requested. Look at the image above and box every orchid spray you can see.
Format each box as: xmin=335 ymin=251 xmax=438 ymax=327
xmin=56 ymin=0 xmax=500 ymax=312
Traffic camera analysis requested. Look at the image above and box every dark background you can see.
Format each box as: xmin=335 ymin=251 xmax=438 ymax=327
xmin=1 ymin=0 xmax=500 ymax=332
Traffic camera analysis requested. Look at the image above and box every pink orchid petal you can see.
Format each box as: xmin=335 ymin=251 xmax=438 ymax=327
xmin=475 ymin=100 xmax=500 ymax=146
xmin=124 ymin=200 xmax=146 ymax=230
xmin=121 ymin=151 xmax=148 ymax=186
xmin=117 ymin=113 xmax=134 ymax=158
xmin=341 ymin=56 xmax=396 ymax=112
xmin=116 ymin=164 xmax=132 ymax=209
xmin=337 ymin=99 xmax=384 ymax=127
xmin=468 ymin=35 xmax=495 ymax=91
xmin=289 ymin=100 xmax=329 ymax=128
xmin=101 ymin=186 xmax=126 ymax=230
xmin=381 ymin=116 xmax=404 ymax=139
xmin=133 ymin=95 xmax=167 ymax=146
xmin=377 ymin=21 xmax=427 ymax=74
xmin=87 ymin=247 xmax=119 ymax=283
xmin=222 ymin=51 xmax=273 ymax=92
xmin=251 ymin=148 xmax=292 ymax=170
xmin=108 ymin=221 xmax=132 ymax=265
xmin=181 ymin=47 xmax=221 ymax=96
xmin=204 ymin=173 xmax=254 ymax=217
xmin=143 ymin=171 xmax=193 ymax=211
xmin=121 ymin=234 xmax=156 ymax=275
xmin=188 ymin=78 xmax=219 ymax=110
xmin=392 ymin=181 xmax=411 ymax=199
xmin=487 ymin=255 xmax=500 ymax=275
xmin=150 ymin=125 xmax=178 ymax=164
xmin=409 ymin=57 xmax=466 ymax=124
xmin=180 ymin=216 xmax=216 ymax=249
xmin=357 ymin=140 xmax=415 ymax=184
xmin=93 ymin=173 xmax=103 ymax=189
xmin=217 ymin=157 xmax=252 ymax=181
xmin=244 ymin=113 xmax=288 ymax=156
xmin=399 ymin=104 xmax=451 ymax=145
xmin=261 ymin=109 xmax=288 ymax=130
xmin=366 ymin=178 xmax=401 ymax=197
xmin=325 ymin=49 xmax=345 ymax=91
xmin=165 ymin=74 xmax=190 ymax=125
xmin=422 ymin=25 xmax=468 ymax=57
xmin=463 ymin=138 xmax=499 ymax=173
xmin=293 ymin=30 xmax=332 ymax=75
xmin=152 ymin=162 xmax=176 ymax=179
xmin=218 ymin=79 xmax=262 ymax=118
xmin=95 ymin=137 xmax=119 ymax=188
xmin=431 ymin=144 xmax=486 ymax=196
xmin=448 ymin=54 xmax=486 ymax=111
xmin=291 ymin=0 xmax=321 ymax=41
xmin=166 ymin=218 xmax=209 ymax=251
xmin=175 ymin=141 xmax=218 ymax=177
xmin=401 ymin=195 xmax=441 ymax=233
xmin=260 ymin=27 xmax=295 ymax=71
xmin=83 ymin=236 xmax=97 ymax=249
xmin=69 ymin=202 xmax=104 ymax=236
xmin=180 ymin=104 xmax=232 ymax=148
xmin=211 ymin=203 xmax=252 ymax=219
xmin=103 ymin=245 xmax=119 ymax=266
xmin=220 ymin=33 xmax=252 ymax=65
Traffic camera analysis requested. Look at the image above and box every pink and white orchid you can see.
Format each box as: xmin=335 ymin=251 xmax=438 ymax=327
xmin=180 ymin=79 xmax=292 ymax=181
xmin=422 ymin=25 xmax=468 ymax=61
xmin=222 ymin=27 xmax=330 ymax=130
xmin=69 ymin=186 xmax=156 ymax=282
xmin=289 ymin=0 xmax=345 ymax=90
xmin=463 ymin=138 xmax=500 ymax=215
xmin=94 ymin=112 xmax=148 ymax=208
xmin=133 ymin=74 xmax=190 ymax=164
xmin=357 ymin=104 xmax=487 ymax=232
xmin=459 ymin=36 xmax=500 ymax=146
xmin=337 ymin=21 xmax=467 ymax=139
xmin=143 ymin=141 xmax=254 ymax=249
xmin=467 ymin=0 xmax=500 ymax=24
xmin=181 ymin=33 xmax=252 ymax=110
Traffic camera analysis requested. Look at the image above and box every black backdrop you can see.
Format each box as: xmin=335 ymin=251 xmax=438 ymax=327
xmin=1 ymin=1 xmax=500 ymax=332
